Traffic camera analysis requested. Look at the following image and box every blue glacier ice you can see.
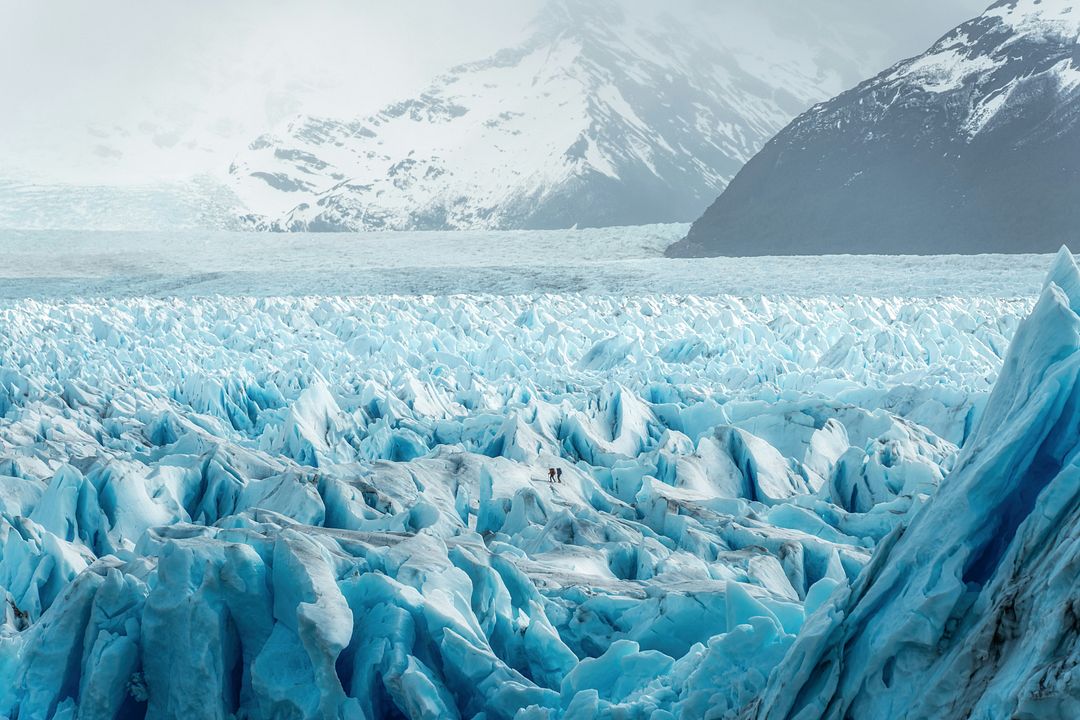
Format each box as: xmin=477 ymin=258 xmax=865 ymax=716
xmin=750 ymin=248 xmax=1080 ymax=719
xmin=0 ymin=270 xmax=1071 ymax=719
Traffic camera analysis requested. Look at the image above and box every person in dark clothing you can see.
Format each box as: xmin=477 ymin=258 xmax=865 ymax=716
xmin=556 ymin=468 xmax=563 ymax=483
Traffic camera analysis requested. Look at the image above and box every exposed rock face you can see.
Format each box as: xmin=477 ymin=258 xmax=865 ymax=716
xmin=668 ymin=0 xmax=1080 ymax=257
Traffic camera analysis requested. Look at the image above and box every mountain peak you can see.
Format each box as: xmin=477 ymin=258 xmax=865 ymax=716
xmin=227 ymin=3 xmax=851 ymax=232
xmin=668 ymin=0 xmax=1080 ymax=256
xmin=987 ymin=0 xmax=1080 ymax=37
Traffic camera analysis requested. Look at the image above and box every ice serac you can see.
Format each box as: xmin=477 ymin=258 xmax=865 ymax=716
xmin=754 ymin=247 xmax=1080 ymax=720
xmin=668 ymin=0 xmax=1080 ymax=256
xmin=0 ymin=286 xmax=1034 ymax=718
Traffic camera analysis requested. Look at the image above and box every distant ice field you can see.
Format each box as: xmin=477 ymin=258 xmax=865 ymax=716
xmin=0 ymin=224 xmax=1053 ymax=298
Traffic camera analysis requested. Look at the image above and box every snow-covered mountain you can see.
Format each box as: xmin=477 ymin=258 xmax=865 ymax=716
xmin=228 ymin=0 xmax=864 ymax=231
xmin=668 ymin=0 xmax=1080 ymax=257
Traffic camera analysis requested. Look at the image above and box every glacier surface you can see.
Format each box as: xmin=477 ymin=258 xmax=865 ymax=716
xmin=1 ymin=248 xmax=1076 ymax=718
xmin=0 ymin=226 xmax=1058 ymax=299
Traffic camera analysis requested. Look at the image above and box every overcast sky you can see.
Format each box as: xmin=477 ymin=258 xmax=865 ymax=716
xmin=0 ymin=0 xmax=989 ymax=184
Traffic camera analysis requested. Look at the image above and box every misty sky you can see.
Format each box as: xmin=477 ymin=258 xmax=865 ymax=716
xmin=0 ymin=0 xmax=988 ymax=184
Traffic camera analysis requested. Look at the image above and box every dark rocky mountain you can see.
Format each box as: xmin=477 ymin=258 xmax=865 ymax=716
xmin=668 ymin=0 xmax=1080 ymax=257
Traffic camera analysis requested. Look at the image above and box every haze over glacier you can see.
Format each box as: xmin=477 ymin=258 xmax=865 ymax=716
xmin=0 ymin=0 xmax=986 ymax=232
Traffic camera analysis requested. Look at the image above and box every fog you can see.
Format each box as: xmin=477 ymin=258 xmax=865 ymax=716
xmin=0 ymin=0 xmax=988 ymax=183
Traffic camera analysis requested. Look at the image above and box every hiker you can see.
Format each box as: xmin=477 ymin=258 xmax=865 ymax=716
xmin=556 ymin=467 xmax=563 ymax=483
xmin=548 ymin=467 xmax=556 ymax=483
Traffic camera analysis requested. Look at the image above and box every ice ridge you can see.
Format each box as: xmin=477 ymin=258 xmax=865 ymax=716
xmin=753 ymin=249 xmax=1080 ymax=719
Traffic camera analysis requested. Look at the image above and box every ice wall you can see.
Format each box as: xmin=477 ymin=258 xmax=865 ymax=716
xmin=753 ymin=248 xmax=1080 ymax=720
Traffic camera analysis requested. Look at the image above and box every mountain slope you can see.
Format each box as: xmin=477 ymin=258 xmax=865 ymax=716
xmin=228 ymin=1 xmax=860 ymax=232
xmin=668 ymin=0 xmax=1080 ymax=257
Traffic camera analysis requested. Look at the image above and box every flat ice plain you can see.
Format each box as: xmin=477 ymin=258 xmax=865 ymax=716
xmin=0 ymin=226 xmax=1073 ymax=719
xmin=0 ymin=224 xmax=1052 ymax=297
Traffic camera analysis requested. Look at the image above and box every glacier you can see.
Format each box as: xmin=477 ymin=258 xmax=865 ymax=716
xmin=750 ymin=248 xmax=1080 ymax=719
xmin=2 ymin=247 xmax=1077 ymax=718
xmin=0 ymin=226 xmax=1060 ymax=299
